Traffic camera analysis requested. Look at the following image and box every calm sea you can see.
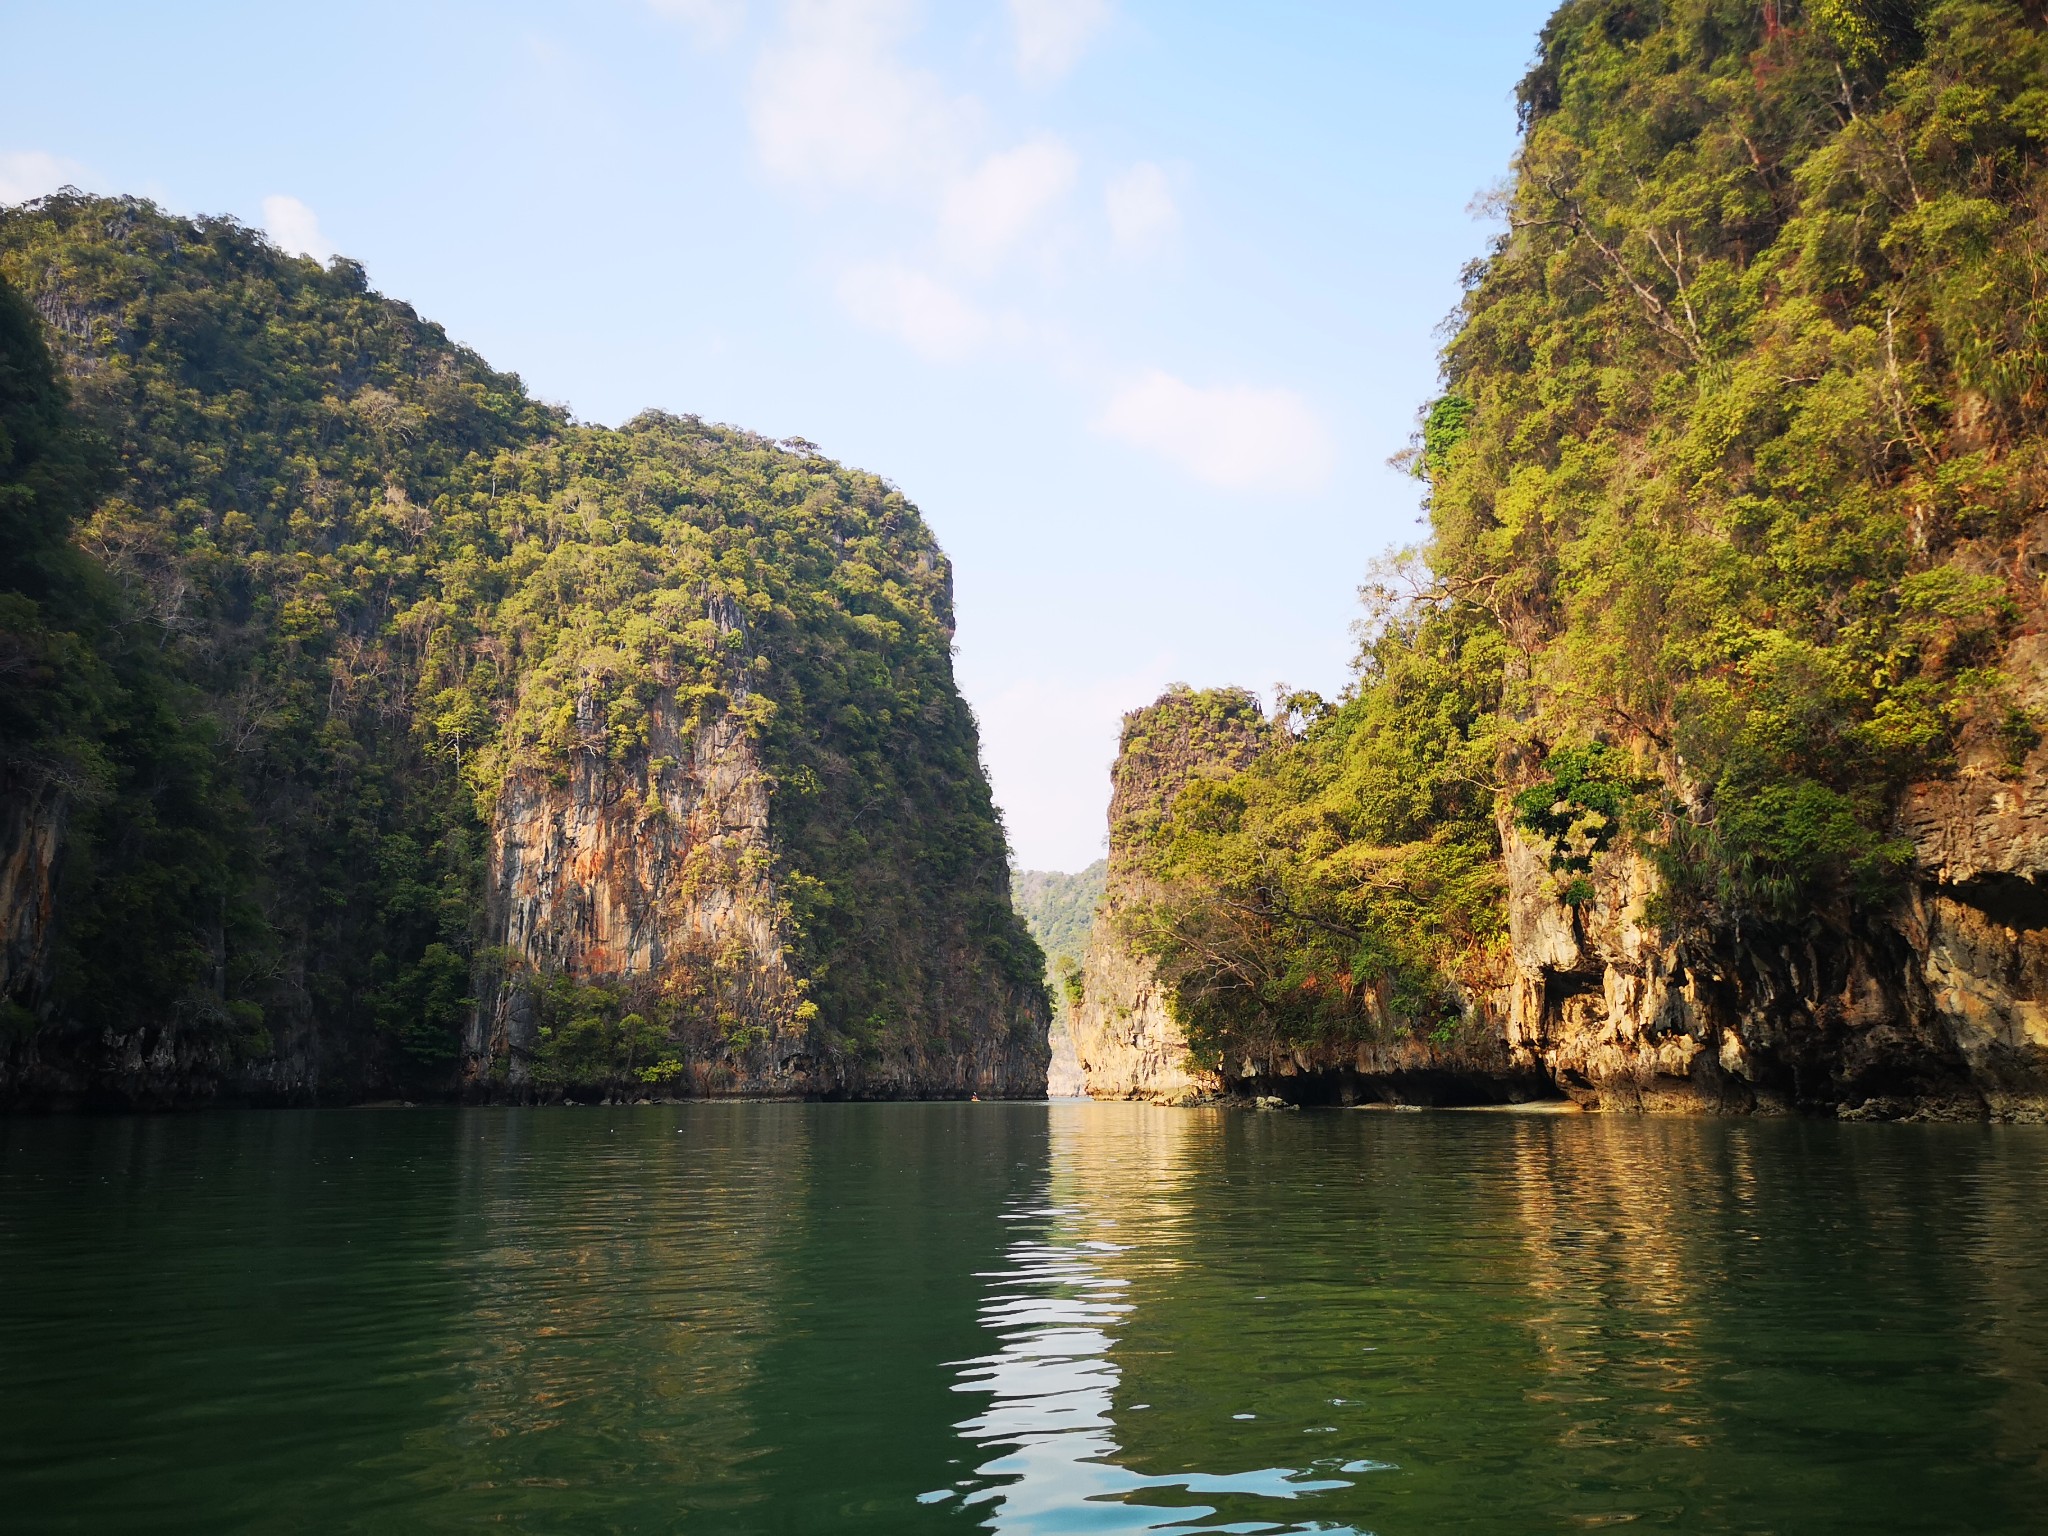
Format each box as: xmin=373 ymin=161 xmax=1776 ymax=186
xmin=3 ymin=1101 xmax=2044 ymax=1533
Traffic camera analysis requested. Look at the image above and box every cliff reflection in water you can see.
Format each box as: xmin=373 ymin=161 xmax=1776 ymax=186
xmin=946 ymin=1105 xmax=2048 ymax=1535
xmin=438 ymin=1106 xmax=814 ymax=1524
xmin=439 ymin=1103 xmax=1043 ymax=1532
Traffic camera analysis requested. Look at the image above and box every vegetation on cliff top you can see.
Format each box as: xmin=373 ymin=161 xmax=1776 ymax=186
xmin=0 ymin=193 xmax=1040 ymax=1094
xmin=1131 ymin=0 xmax=2048 ymax=1065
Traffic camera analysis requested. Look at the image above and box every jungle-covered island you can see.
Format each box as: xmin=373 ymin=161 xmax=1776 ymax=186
xmin=0 ymin=196 xmax=1046 ymax=1106
xmin=14 ymin=8 xmax=2048 ymax=1536
xmin=6 ymin=0 xmax=2048 ymax=1119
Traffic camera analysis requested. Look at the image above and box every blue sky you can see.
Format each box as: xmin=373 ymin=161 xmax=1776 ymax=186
xmin=2 ymin=0 xmax=1553 ymax=870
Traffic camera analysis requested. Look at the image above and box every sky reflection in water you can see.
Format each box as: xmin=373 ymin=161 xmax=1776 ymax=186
xmin=945 ymin=1136 xmax=1375 ymax=1533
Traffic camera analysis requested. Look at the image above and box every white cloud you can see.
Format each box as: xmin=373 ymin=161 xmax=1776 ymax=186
xmin=649 ymin=0 xmax=746 ymax=46
xmin=1007 ymin=0 xmax=1111 ymax=84
xmin=837 ymin=262 xmax=991 ymax=361
xmin=261 ymin=195 xmax=338 ymax=263
xmin=940 ymin=138 xmax=1075 ymax=266
xmin=1105 ymin=160 xmax=1177 ymax=256
xmin=749 ymin=0 xmax=971 ymax=195
xmin=0 ymin=149 xmax=92 ymax=205
xmin=1097 ymin=369 xmax=1334 ymax=493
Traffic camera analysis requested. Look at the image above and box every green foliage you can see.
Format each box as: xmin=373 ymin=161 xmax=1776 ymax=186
xmin=0 ymin=195 xmax=541 ymax=1076
xmin=526 ymin=977 xmax=683 ymax=1093
xmin=0 ymin=271 xmax=249 ymax=1045
xmin=1127 ymin=614 xmax=1508 ymax=1061
xmin=1512 ymin=742 xmax=1651 ymax=901
xmin=1013 ymin=860 xmax=1107 ymax=976
xmin=1057 ymin=954 xmax=1086 ymax=1015
xmin=373 ymin=941 xmax=470 ymax=1066
xmin=1013 ymin=861 xmax=1105 ymax=1022
xmin=1444 ymin=0 xmax=2048 ymax=928
xmin=1419 ymin=393 xmax=1474 ymax=481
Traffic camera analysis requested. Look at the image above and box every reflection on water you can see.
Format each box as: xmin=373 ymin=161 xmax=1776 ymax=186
xmin=940 ymin=1105 xmax=2048 ymax=1535
xmin=3 ymin=1103 xmax=2048 ymax=1534
xmin=948 ymin=1105 xmax=1363 ymax=1533
xmin=439 ymin=1105 xmax=815 ymax=1524
xmin=949 ymin=1200 xmax=1356 ymax=1532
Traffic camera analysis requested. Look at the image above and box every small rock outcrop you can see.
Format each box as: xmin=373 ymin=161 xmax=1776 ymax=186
xmin=1069 ymin=688 xmax=1270 ymax=1103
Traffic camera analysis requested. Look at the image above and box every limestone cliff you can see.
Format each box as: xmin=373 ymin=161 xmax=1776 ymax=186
xmin=466 ymin=576 xmax=1049 ymax=1102
xmin=472 ymin=688 xmax=810 ymax=1096
xmin=1069 ymin=688 xmax=1268 ymax=1103
xmin=1497 ymin=620 xmax=2048 ymax=1121
xmin=1081 ymin=743 xmax=2048 ymax=1117
xmin=469 ymin=674 xmax=1049 ymax=1100
xmin=1073 ymin=2 xmax=2048 ymax=1121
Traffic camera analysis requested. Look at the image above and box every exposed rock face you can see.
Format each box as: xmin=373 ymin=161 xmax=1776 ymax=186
xmin=1045 ymin=1014 xmax=1085 ymax=1097
xmin=470 ymin=668 xmax=1048 ymax=1101
xmin=1071 ymin=926 xmax=1216 ymax=1103
xmin=1070 ymin=688 xmax=1269 ymax=1103
xmin=1492 ymin=601 xmax=2048 ymax=1119
xmin=470 ymin=687 xmax=812 ymax=1096
xmin=1491 ymin=829 xmax=2048 ymax=1120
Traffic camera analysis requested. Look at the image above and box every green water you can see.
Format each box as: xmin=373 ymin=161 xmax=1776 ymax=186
xmin=3 ymin=1104 xmax=2045 ymax=1533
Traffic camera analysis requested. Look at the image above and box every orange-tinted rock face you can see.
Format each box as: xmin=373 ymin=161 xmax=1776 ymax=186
xmin=470 ymin=687 xmax=811 ymax=1096
xmin=468 ymin=677 xmax=1050 ymax=1101
xmin=1489 ymin=824 xmax=2048 ymax=1120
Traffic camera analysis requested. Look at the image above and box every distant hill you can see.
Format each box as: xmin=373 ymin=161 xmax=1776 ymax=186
xmin=1014 ymin=860 xmax=1105 ymax=1097
xmin=1012 ymin=861 xmax=1107 ymax=975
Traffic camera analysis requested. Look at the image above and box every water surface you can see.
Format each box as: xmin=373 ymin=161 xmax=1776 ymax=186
xmin=3 ymin=1103 xmax=2045 ymax=1532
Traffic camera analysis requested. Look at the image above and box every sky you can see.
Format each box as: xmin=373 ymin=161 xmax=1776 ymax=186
xmin=1 ymin=0 xmax=1554 ymax=871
